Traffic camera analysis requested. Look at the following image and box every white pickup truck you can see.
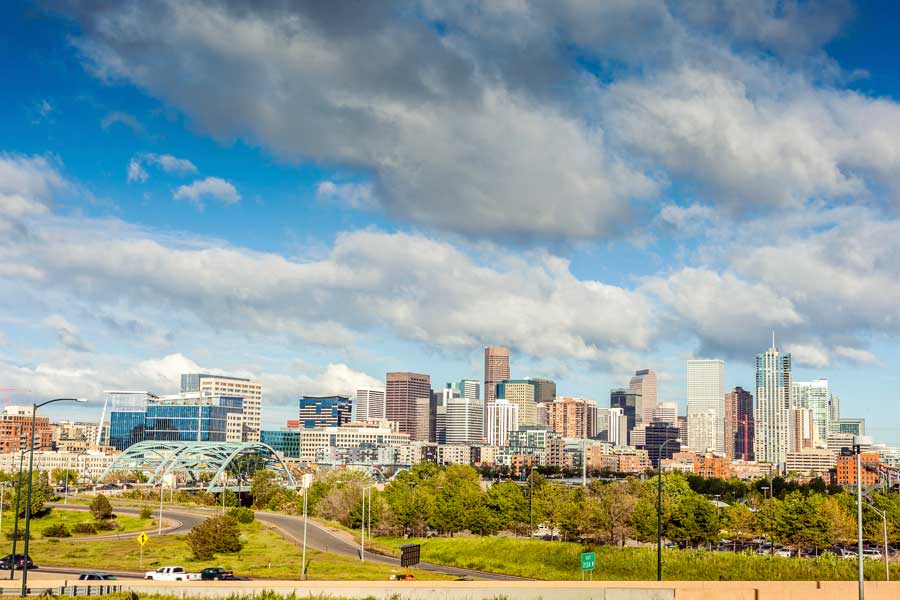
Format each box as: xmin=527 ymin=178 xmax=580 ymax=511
xmin=144 ymin=566 xmax=202 ymax=581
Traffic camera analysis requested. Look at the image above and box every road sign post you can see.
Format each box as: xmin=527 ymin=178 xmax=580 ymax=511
xmin=581 ymin=551 xmax=595 ymax=581
xmin=399 ymin=543 xmax=420 ymax=581
xmin=136 ymin=531 xmax=149 ymax=567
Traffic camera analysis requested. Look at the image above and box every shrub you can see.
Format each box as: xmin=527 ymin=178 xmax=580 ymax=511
xmin=94 ymin=519 xmax=118 ymax=531
xmin=42 ymin=523 xmax=71 ymax=538
xmin=227 ymin=507 xmax=255 ymax=524
xmin=4 ymin=528 xmax=29 ymax=541
xmin=139 ymin=505 xmax=153 ymax=520
xmin=72 ymin=522 xmax=97 ymax=534
xmin=90 ymin=494 xmax=114 ymax=520
xmin=188 ymin=515 xmax=244 ymax=560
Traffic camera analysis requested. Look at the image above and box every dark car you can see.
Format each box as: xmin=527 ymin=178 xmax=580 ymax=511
xmin=78 ymin=573 xmax=117 ymax=581
xmin=0 ymin=554 xmax=36 ymax=570
xmin=200 ymin=567 xmax=234 ymax=581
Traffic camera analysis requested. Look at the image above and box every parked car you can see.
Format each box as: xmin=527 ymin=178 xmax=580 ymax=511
xmin=144 ymin=566 xmax=201 ymax=581
xmin=200 ymin=567 xmax=234 ymax=581
xmin=0 ymin=554 xmax=36 ymax=570
xmin=774 ymin=548 xmax=792 ymax=558
xmin=78 ymin=573 xmax=117 ymax=581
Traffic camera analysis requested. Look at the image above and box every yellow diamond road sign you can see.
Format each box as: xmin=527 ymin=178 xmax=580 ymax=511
xmin=136 ymin=532 xmax=149 ymax=546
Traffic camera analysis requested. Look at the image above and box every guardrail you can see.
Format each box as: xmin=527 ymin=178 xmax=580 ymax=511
xmin=18 ymin=584 xmax=123 ymax=596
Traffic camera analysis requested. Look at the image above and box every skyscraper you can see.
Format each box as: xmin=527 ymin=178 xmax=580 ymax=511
xmin=791 ymin=379 xmax=829 ymax=447
xmin=484 ymin=346 xmax=510 ymax=405
xmin=610 ymin=387 xmax=640 ymax=445
xmin=789 ymin=407 xmax=815 ymax=452
xmin=653 ymin=402 xmax=677 ymax=423
xmin=181 ymin=374 xmax=263 ymax=442
xmin=755 ymin=339 xmax=792 ymax=466
xmin=356 ymin=388 xmax=386 ymax=421
xmin=451 ymin=379 xmax=481 ymax=401
xmin=445 ymin=396 xmax=484 ymax=445
xmin=495 ymin=379 xmax=538 ymax=426
xmin=645 ymin=422 xmax=681 ymax=468
xmin=724 ymin=386 xmax=754 ymax=461
xmin=687 ymin=359 xmax=725 ymax=453
xmin=531 ymin=378 xmax=557 ymax=405
xmin=386 ymin=372 xmax=431 ymax=441
xmin=486 ymin=398 xmax=518 ymax=447
xmin=546 ymin=397 xmax=597 ymax=438
xmin=629 ymin=369 xmax=658 ymax=426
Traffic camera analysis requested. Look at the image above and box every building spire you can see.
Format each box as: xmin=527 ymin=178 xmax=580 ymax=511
xmin=772 ymin=330 xmax=776 ymax=350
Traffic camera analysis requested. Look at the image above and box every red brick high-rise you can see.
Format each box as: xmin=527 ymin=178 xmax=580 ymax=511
xmin=386 ymin=372 xmax=431 ymax=441
xmin=724 ymin=386 xmax=754 ymax=460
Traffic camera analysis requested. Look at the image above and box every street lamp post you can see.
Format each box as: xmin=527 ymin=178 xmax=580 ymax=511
xmin=20 ymin=398 xmax=84 ymax=598
xmin=9 ymin=451 xmax=25 ymax=581
xmin=863 ymin=504 xmax=890 ymax=582
xmin=854 ymin=436 xmax=874 ymax=600
xmin=656 ymin=437 xmax=682 ymax=582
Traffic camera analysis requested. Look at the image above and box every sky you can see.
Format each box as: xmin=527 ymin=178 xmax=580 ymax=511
xmin=1 ymin=1 xmax=900 ymax=444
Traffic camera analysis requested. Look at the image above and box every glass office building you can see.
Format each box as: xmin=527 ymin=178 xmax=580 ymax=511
xmin=145 ymin=396 xmax=243 ymax=442
xmin=109 ymin=410 xmax=146 ymax=451
xmin=260 ymin=429 xmax=301 ymax=458
xmin=298 ymin=395 xmax=352 ymax=429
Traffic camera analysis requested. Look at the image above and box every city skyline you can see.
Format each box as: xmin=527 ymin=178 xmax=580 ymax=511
xmin=2 ymin=2 xmax=900 ymax=446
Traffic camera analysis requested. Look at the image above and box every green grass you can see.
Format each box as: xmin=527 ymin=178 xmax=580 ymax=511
xmin=28 ymin=521 xmax=453 ymax=581
xmin=0 ymin=509 xmax=155 ymax=538
xmin=375 ymin=536 xmax=900 ymax=581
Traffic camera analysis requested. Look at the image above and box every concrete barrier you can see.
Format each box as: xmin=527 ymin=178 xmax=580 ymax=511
xmin=4 ymin=579 xmax=899 ymax=599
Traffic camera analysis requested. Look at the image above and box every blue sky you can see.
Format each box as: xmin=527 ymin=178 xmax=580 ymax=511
xmin=1 ymin=1 xmax=899 ymax=444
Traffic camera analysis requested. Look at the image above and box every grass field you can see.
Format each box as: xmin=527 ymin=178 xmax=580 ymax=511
xmin=374 ymin=536 xmax=900 ymax=581
xmin=0 ymin=508 xmax=154 ymax=538
xmin=29 ymin=521 xmax=453 ymax=581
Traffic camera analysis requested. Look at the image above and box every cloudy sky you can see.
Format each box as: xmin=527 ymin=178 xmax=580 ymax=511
xmin=2 ymin=1 xmax=899 ymax=443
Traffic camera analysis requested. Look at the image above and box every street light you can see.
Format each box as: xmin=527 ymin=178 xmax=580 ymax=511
xmin=760 ymin=485 xmax=771 ymax=554
xmin=20 ymin=398 xmax=85 ymax=597
xmin=656 ymin=437 xmax=682 ymax=582
xmin=854 ymin=435 xmax=874 ymax=600
xmin=9 ymin=450 xmax=26 ymax=581
xmin=862 ymin=504 xmax=890 ymax=582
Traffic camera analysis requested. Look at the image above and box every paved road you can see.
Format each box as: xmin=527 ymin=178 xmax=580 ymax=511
xmin=255 ymin=512 xmax=529 ymax=581
xmin=48 ymin=503 xmax=204 ymax=536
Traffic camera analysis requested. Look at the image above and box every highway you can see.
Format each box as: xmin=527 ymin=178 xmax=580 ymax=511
xmin=48 ymin=501 xmax=527 ymax=581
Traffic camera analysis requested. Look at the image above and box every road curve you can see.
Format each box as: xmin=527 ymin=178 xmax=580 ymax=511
xmin=47 ymin=503 xmax=204 ymax=536
xmin=254 ymin=511 xmax=531 ymax=581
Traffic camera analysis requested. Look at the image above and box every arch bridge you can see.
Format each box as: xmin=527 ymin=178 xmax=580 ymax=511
xmin=98 ymin=441 xmax=296 ymax=493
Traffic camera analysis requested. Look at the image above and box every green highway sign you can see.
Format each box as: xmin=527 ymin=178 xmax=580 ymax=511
xmin=581 ymin=551 xmax=595 ymax=571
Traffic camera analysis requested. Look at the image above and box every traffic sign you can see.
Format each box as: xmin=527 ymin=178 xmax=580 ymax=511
xmin=136 ymin=531 xmax=149 ymax=546
xmin=581 ymin=551 xmax=595 ymax=571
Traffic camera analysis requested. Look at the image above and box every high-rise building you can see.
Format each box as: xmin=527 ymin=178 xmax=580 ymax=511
xmin=451 ymin=379 xmax=481 ymax=401
xmin=298 ymin=395 xmax=352 ymax=429
xmin=610 ymin=387 xmax=640 ymax=445
xmin=356 ymin=388 xmax=386 ymax=421
xmin=182 ymin=374 xmax=263 ymax=442
xmin=831 ymin=418 xmax=865 ymax=436
xmin=106 ymin=391 xmax=155 ymax=451
xmin=386 ymin=372 xmax=431 ymax=441
xmin=0 ymin=406 xmax=52 ymax=453
xmin=788 ymin=407 xmax=815 ymax=452
xmin=486 ymin=399 xmax=518 ymax=447
xmin=630 ymin=369 xmax=658 ymax=426
xmin=495 ymin=379 xmax=539 ymax=426
xmin=645 ymin=422 xmax=681 ymax=468
xmin=597 ymin=407 xmax=628 ymax=447
xmin=546 ymin=397 xmax=597 ymax=438
xmin=755 ymin=339 xmax=792 ymax=466
xmin=484 ymin=346 xmax=510 ymax=407
xmin=145 ymin=392 xmax=244 ymax=442
xmin=445 ymin=397 xmax=484 ymax=445
xmin=792 ymin=379 xmax=829 ymax=447
xmin=724 ymin=386 xmax=754 ymax=461
xmin=531 ymin=378 xmax=557 ymax=405
xmin=653 ymin=402 xmax=677 ymax=423
xmin=829 ymin=394 xmax=841 ymax=422
xmin=260 ymin=429 xmax=300 ymax=458
xmin=687 ymin=359 xmax=725 ymax=453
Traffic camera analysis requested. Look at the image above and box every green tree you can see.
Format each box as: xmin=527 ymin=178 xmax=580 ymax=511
xmin=771 ymin=492 xmax=834 ymax=548
xmin=249 ymin=470 xmax=281 ymax=509
xmin=90 ymin=494 xmax=114 ymax=520
xmin=722 ymin=502 xmax=755 ymax=541
xmin=12 ymin=472 xmax=52 ymax=518
xmin=666 ymin=493 xmax=718 ymax=548
xmin=588 ymin=480 xmax=638 ymax=546
xmin=50 ymin=469 xmax=77 ymax=486
xmin=187 ymin=515 xmax=244 ymax=560
xmin=484 ymin=481 xmax=528 ymax=534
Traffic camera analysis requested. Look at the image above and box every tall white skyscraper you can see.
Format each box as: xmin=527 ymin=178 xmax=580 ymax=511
xmin=653 ymin=402 xmax=677 ymax=423
xmin=791 ymin=379 xmax=829 ymax=447
xmin=755 ymin=339 xmax=792 ymax=466
xmin=451 ymin=379 xmax=481 ymax=401
xmin=356 ymin=388 xmax=386 ymax=421
xmin=629 ymin=369 xmax=658 ymax=426
xmin=686 ymin=359 xmax=725 ymax=453
xmin=445 ymin=397 xmax=484 ymax=445
xmin=486 ymin=398 xmax=518 ymax=447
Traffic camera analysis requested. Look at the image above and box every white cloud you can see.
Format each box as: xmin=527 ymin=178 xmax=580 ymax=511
xmin=173 ymin=176 xmax=240 ymax=206
xmin=316 ymin=181 xmax=377 ymax=210
xmin=832 ymin=345 xmax=879 ymax=366
xmin=127 ymin=159 xmax=148 ymax=183
xmin=785 ymin=343 xmax=830 ymax=368
xmin=100 ymin=111 xmax=144 ymax=135
xmin=43 ymin=314 xmax=92 ymax=353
